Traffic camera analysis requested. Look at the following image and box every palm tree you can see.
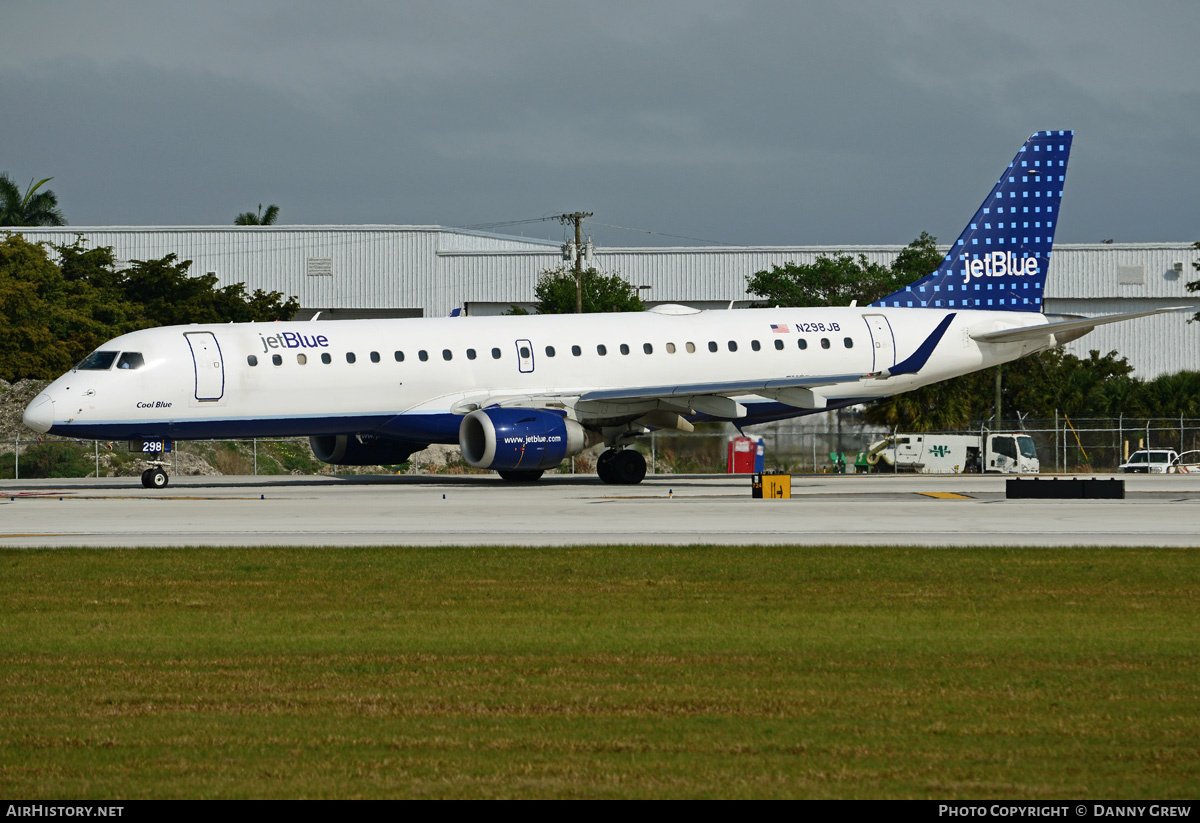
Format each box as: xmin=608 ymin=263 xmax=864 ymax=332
xmin=0 ymin=173 xmax=67 ymax=226
xmin=233 ymin=204 xmax=280 ymax=225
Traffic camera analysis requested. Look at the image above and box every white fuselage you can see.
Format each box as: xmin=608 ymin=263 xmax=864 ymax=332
xmin=24 ymin=305 xmax=1049 ymax=444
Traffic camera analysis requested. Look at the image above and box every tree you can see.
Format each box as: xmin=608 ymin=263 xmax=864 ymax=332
xmin=0 ymin=173 xmax=66 ymax=226
xmin=234 ymin=204 xmax=280 ymax=226
xmin=888 ymin=231 xmax=943 ymax=284
xmin=745 ymin=233 xmax=939 ymax=308
xmin=861 ymin=348 xmax=1141 ymax=430
xmin=525 ymin=267 xmax=645 ymax=314
xmin=0 ymin=234 xmax=299 ymax=381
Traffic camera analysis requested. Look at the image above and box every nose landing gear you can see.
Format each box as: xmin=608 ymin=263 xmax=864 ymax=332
xmin=596 ymin=448 xmax=647 ymax=485
xmin=141 ymin=467 xmax=169 ymax=489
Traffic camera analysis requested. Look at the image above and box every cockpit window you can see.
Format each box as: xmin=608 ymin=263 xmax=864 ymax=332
xmin=116 ymin=352 xmax=145 ymax=370
xmin=77 ymin=351 xmax=119 ymax=370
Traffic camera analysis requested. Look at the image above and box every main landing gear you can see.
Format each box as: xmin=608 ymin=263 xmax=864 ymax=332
xmin=596 ymin=448 xmax=647 ymax=485
xmin=141 ymin=466 xmax=169 ymax=489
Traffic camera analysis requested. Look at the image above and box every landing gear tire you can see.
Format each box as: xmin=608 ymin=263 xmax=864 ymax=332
xmin=142 ymin=467 xmax=169 ymax=489
xmin=498 ymin=469 xmax=544 ymax=482
xmin=596 ymin=449 xmax=618 ymax=483
xmin=597 ymin=449 xmax=646 ymax=485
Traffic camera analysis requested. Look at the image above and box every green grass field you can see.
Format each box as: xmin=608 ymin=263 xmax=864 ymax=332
xmin=1 ymin=545 xmax=1197 ymax=799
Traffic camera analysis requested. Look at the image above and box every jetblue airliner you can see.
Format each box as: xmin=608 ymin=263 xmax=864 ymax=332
xmin=22 ymin=131 xmax=1188 ymax=487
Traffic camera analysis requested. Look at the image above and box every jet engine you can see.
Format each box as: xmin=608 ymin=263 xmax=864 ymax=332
xmin=309 ymin=434 xmax=425 ymax=466
xmin=458 ymin=408 xmax=586 ymax=471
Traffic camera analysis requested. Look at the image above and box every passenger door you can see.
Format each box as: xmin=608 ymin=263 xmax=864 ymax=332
xmin=184 ymin=331 xmax=225 ymax=401
xmin=862 ymin=315 xmax=896 ymax=372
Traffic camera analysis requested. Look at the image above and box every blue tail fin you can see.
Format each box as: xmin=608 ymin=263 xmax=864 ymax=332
xmin=871 ymin=130 xmax=1073 ymax=312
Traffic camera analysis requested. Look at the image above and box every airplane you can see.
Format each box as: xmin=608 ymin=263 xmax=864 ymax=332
xmin=22 ymin=130 xmax=1191 ymax=488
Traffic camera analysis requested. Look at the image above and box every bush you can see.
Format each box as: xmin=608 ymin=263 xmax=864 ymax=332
xmin=1 ymin=441 xmax=94 ymax=479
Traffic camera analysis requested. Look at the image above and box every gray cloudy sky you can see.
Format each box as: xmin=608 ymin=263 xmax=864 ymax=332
xmin=3 ymin=1 xmax=1198 ymax=247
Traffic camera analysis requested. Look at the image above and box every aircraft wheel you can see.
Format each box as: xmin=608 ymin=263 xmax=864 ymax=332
xmin=148 ymin=467 xmax=169 ymax=489
xmin=597 ymin=449 xmax=619 ymax=484
xmin=140 ymin=469 xmax=152 ymax=488
xmin=612 ymin=450 xmax=647 ymax=485
xmin=598 ymin=449 xmax=646 ymax=485
xmin=497 ymin=469 xmax=544 ymax=482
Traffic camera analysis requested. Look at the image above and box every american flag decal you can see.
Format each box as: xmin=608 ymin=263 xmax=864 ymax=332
xmin=770 ymin=323 xmax=789 ymax=333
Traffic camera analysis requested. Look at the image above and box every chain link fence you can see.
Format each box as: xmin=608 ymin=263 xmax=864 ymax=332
xmin=5 ymin=415 xmax=1200 ymax=480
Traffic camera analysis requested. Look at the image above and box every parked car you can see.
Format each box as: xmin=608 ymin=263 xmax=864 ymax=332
xmin=1117 ymin=449 xmax=1180 ymax=473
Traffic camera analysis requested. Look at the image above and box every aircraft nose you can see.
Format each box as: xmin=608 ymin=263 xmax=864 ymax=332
xmin=23 ymin=393 xmax=55 ymax=434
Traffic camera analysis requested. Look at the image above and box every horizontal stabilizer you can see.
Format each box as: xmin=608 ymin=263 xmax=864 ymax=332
xmin=971 ymin=306 xmax=1194 ymax=344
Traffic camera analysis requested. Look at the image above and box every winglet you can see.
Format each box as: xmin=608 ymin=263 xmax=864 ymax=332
xmin=881 ymin=313 xmax=956 ymax=378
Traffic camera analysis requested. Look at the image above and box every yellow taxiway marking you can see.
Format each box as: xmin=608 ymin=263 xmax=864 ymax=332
xmin=918 ymin=492 xmax=973 ymax=499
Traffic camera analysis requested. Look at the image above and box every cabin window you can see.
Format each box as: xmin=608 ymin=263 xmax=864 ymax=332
xmin=666 ymin=343 xmax=676 ymax=354
xmin=272 ymin=354 xmax=283 ymax=366
xmin=467 ymin=349 xmax=477 ymax=360
xmin=821 ymin=338 xmax=830 ymax=349
xmin=727 ymin=341 xmax=738 ymax=352
xmin=750 ymin=340 xmax=761 ymax=352
xmin=545 ymin=346 xmax=556 ymax=357
xmin=774 ymin=339 xmax=784 ymax=351
xmin=247 ymin=355 xmax=258 ymax=367
xmin=394 ymin=351 xmax=404 ymax=362
xmin=797 ymin=339 xmax=808 ymax=351
xmin=843 ymin=337 xmax=854 ymax=348
xmin=597 ymin=344 xmax=607 ymax=356
xmin=686 ymin=342 xmax=696 ymax=353
xmin=519 ymin=345 xmax=531 ymax=358
xmin=643 ymin=343 xmax=653 ymax=354
xmin=346 ymin=352 xmax=357 ymax=364
xmin=321 ymin=353 xmax=332 ymax=364
xmin=116 ymin=352 xmax=145 ymax=370
xmin=443 ymin=349 xmax=453 ymax=361
xmin=78 ymin=351 xmax=118 ymax=370
xmin=571 ymin=345 xmax=582 ymax=356
xmin=491 ymin=347 xmax=502 ymax=359
xmin=619 ymin=344 xmax=630 ymax=355
xmin=707 ymin=341 xmax=718 ymax=352
xmin=297 ymin=353 xmax=307 ymax=365
xmin=419 ymin=350 xmax=429 ymax=362
xmin=370 ymin=351 xmax=381 ymax=363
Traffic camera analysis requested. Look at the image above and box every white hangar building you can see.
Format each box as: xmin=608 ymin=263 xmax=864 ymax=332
xmin=13 ymin=226 xmax=1199 ymax=378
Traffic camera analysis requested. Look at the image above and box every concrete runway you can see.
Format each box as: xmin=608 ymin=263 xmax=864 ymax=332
xmin=2 ymin=472 xmax=1198 ymax=548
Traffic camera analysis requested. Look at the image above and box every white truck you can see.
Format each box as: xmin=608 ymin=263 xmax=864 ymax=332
xmin=866 ymin=432 xmax=1039 ymax=474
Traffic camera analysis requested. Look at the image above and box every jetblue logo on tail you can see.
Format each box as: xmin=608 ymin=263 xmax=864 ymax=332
xmin=871 ymin=130 xmax=1073 ymax=313
xmin=963 ymin=251 xmax=1040 ymax=284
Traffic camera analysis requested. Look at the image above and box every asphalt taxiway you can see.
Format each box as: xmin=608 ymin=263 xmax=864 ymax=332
xmin=2 ymin=473 xmax=1198 ymax=548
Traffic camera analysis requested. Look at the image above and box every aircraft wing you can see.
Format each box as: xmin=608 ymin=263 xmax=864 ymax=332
xmin=578 ymin=372 xmax=876 ymax=414
xmin=971 ymin=306 xmax=1194 ymax=344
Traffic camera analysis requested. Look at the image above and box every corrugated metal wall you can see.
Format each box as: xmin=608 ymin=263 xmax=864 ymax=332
xmin=10 ymin=228 xmax=1197 ymax=376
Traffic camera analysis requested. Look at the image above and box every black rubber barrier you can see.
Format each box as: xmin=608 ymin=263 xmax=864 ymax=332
xmin=1006 ymin=478 xmax=1125 ymax=499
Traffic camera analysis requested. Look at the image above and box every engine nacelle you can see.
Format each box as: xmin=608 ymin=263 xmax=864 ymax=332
xmin=459 ymin=408 xmax=586 ymax=471
xmin=309 ymin=434 xmax=424 ymax=466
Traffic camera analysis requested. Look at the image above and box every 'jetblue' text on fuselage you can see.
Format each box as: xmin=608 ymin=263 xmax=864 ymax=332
xmin=259 ymin=332 xmax=330 ymax=353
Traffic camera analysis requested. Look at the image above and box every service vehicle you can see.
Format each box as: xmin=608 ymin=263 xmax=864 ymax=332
xmin=866 ymin=432 xmax=1039 ymax=474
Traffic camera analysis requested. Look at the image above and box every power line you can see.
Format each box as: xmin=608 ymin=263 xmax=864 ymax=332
xmin=453 ymin=216 xmax=559 ymax=232
xmin=587 ymin=221 xmax=741 ymax=247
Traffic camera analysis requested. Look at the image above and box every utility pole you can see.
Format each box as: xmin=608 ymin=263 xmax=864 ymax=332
xmin=557 ymin=212 xmax=592 ymax=313
xmin=994 ymin=365 xmax=1003 ymax=431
